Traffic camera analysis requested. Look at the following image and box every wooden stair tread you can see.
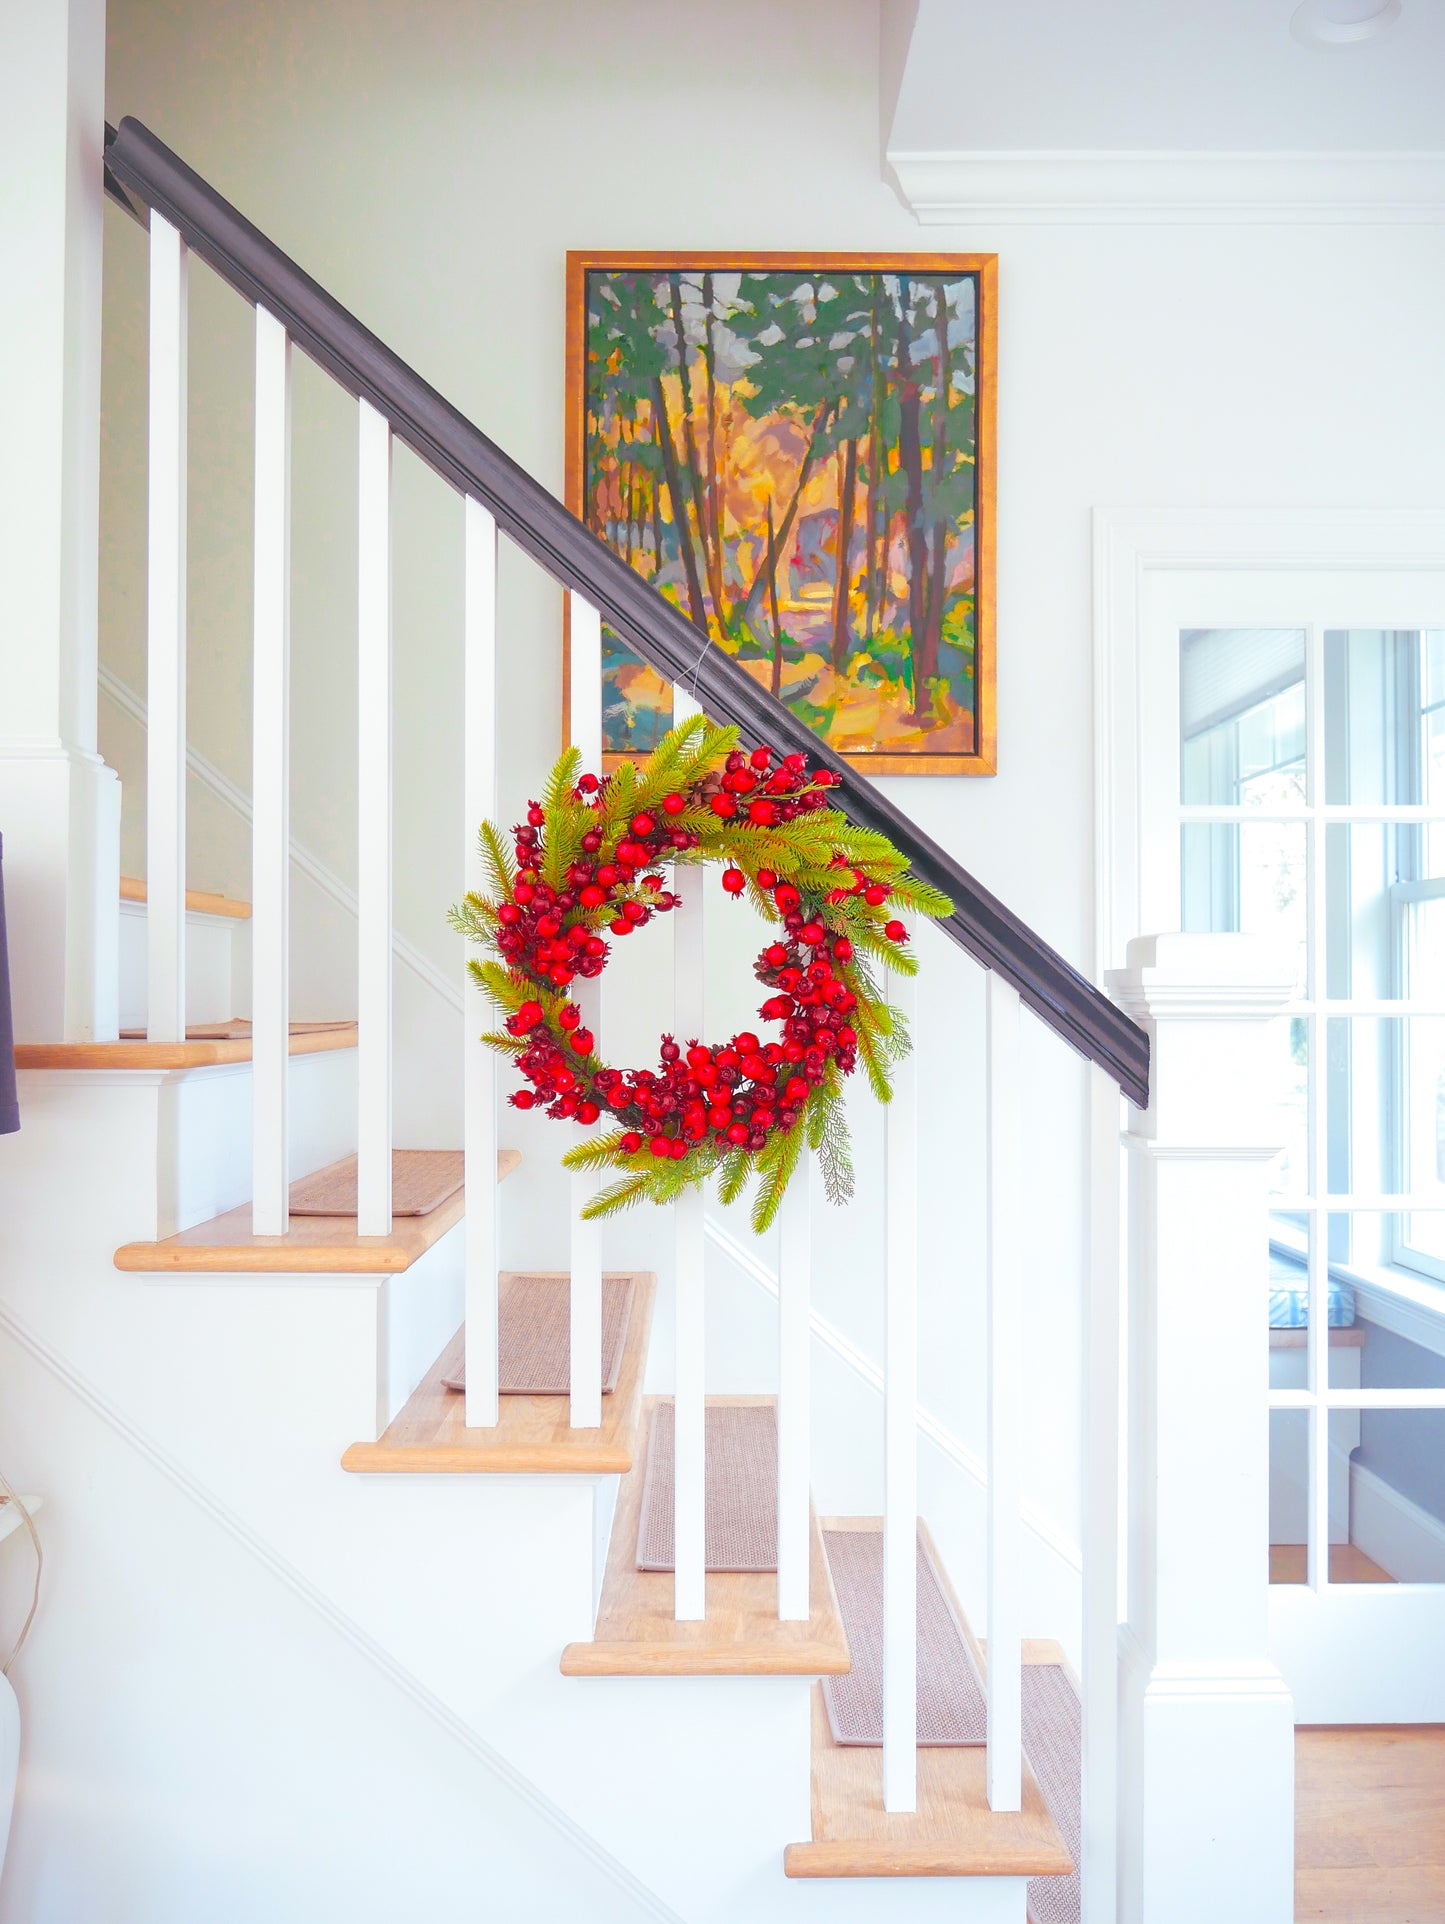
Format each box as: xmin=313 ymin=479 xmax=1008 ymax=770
xmin=342 ymin=1270 xmax=655 ymax=1474
xmin=18 ymin=1019 xmax=358 ymax=1070
xmin=120 ymin=875 xmax=252 ymax=919
xmin=560 ymin=1395 xmax=850 ymax=1678
xmin=114 ymin=1150 xmax=519 ymax=1273
xmin=783 ymin=1517 xmax=1073 ymax=1881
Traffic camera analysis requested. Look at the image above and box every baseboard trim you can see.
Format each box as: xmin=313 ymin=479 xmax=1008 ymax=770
xmin=0 ymin=1296 xmax=682 ymax=1924
xmin=1351 ymin=1457 xmax=1445 ymax=1583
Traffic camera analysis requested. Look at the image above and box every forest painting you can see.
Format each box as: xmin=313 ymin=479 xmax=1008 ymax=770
xmin=566 ymin=255 xmax=996 ymax=774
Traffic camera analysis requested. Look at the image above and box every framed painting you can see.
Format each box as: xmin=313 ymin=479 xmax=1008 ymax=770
xmin=565 ymin=253 xmax=997 ymax=776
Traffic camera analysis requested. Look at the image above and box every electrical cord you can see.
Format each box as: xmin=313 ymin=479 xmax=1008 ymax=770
xmin=0 ymin=1469 xmax=41 ymax=1674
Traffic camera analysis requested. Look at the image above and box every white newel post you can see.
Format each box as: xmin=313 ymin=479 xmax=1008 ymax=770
xmin=1108 ymin=933 xmax=1296 ymax=1924
xmin=0 ymin=0 xmax=120 ymax=1042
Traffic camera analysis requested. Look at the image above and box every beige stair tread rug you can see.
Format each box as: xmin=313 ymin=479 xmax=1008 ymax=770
xmin=636 ymin=1400 xmax=779 ymax=1573
xmin=289 ymin=1150 xmax=462 ymax=1218
xmin=441 ymin=1272 xmax=634 ymax=1395
xmin=821 ymin=1524 xmax=987 ymax=1746
xmin=1023 ymin=1662 xmax=1081 ymax=1924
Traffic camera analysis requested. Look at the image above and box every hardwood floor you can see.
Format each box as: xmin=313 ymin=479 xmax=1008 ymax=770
xmin=1297 ymin=1725 xmax=1445 ymax=1921
xmin=1271 ymin=1543 xmax=1394 ymax=1584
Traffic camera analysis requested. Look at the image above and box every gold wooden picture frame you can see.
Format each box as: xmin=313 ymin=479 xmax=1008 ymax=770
xmin=565 ymin=253 xmax=997 ymax=776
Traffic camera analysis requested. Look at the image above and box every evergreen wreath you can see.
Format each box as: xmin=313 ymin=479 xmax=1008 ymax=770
xmin=450 ymin=716 xmax=952 ymax=1232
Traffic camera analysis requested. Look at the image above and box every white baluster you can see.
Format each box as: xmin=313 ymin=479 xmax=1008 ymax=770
xmin=1082 ymin=1062 xmax=1123 ymax=1923
xmin=568 ymin=594 xmax=604 ymax=1428
xmin=986 ymin=970 xmax=1023 ymax=1812
xmin=671 ymin=686 xmax=707 ymax=1621
xmin=250 ymin=306 xmax=291 ymax=1234
xmin=463 ymin=498 xmax=500 ymax=1429
xmin=146 ymin=212 xmax=187 ymax=1045
xmin=883 ymin=963 xmax=918 ymax=1811
xmin=776 ymin=1145 xmax=811 ymax=1621
xmin=356 ymin=400 xmax=393 ymax=1236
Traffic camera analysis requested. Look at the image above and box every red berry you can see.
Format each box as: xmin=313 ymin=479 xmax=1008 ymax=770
xmin=735 ymin=1032 xmax=760 ymax=1054
xmin=686 ymin=1045 xmax=712 ymax=1069
xmin=582 ymin=831 xmax=602 ymax=852
xmin=596 ymin=865 xmax=619 ymax=887
xmin=579 ymin=884 xmax=605 ymax=908
xmin=619 ymin=1131 xmax=643 ymax=1154
xmin=550 ymin=966 xmax=574 ymax=986
xmin=774 ymin=883 xmax=800 ymax=912
xmin=747 ymin=799 xmax=776 ymax=826
xmin=785 ymin=1076 xmax=809 ymax=1103
xmin=832 ymin=937 xmax=853 ymax=961
xmin=498 ymin=902 xmax=521 ymax=926
xmin=649 ymin=1136 xmax=671 ymax=1158
xmin=662 ymin=792 xmax=686 ymax=816
xmin=710 ymin=794 xmax=737 ymax=819
xmin=761 ymin=995 xmax=791 ymax=1020
xmin=577 ymin=773 xmax=598 ymax=793
xmin=798 ymin=921 xmax=825 ymax=946
xmin=725 ymin=1122 xmax=750 ymax=1146
xmin=512 ymin=1090 xmax=535 ymax=1110
xmin=750 ymin=746 xmax=772 ymax=770
xmin=527 ymin=804 xmax=545 ymax=827
xmin=864 ymin=884 xmax=888 ymax=906
xmin=514 ymin=882 xmax=535 ymax=904
xmin=707 ymin=1104 xmax=732 ymax=1129
xmin=885 ymin=919 xmax=908 ymax=942
xmin=576 ymin=1100 xmax=600 ymax=1124
xmin=631 ymin=813 xmax=656 ymax=836
xmin=559 ymin=1004 xmax=581 ymax=1030
xmin=757 ymin=869 xmax=778 ymax=889
xmin=722 ymin=867 xmax=746 ymax=896
xmin=668 ymin=1138 xmax=688 ymax=1160
xmin=516 ymin=1001 xmax=543 ymax=1029
xmin=764 ymin=943 xmax=788 ymax=967
xmin=641 ymin=874 xmax=664 ymax=891
xmin=622 ymin=899 xmax=646 ymax=924
xmin=569 ymin=1030 xmax=593 ymax=1055
xmin=609 ymin=918 xmax=632 ymax=936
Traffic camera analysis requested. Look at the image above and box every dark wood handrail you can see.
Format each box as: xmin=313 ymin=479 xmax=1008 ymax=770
xmin=104 ymin=116 xmax=1148 ymax=1105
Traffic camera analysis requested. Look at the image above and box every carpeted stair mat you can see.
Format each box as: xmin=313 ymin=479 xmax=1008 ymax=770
xmin=1023 ymin=1662 xmax=1081 ymax=1924
xmin=636 ymin=1401 xmax=779 ymax=1572
xmin=820 ymin=1524 xmax=987 ymax=1746
xmin=289 ymin=1149 xmax=463 ymax=1218
xmin=441 ymin=1272 xmax=633 ymax=1395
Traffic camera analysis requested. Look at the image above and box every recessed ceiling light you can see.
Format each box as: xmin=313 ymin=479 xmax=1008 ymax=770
xmin=1291 ymin=0 xmax=1403 ymax=47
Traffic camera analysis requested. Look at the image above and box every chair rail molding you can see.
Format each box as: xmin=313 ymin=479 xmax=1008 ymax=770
xmin=888 ymin=149 xmax=1445 ymax=226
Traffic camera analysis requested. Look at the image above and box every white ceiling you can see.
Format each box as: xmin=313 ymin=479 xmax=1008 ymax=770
xmin=886 ymin=0 xmax=1445 ymax=153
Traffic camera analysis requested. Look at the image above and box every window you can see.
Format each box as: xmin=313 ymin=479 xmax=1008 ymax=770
xmin=1180 ymin=627 xmax=1445 ymax=1286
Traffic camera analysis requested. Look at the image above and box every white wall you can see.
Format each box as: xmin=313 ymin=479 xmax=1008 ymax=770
xmin=97 ymin=0 xmax=1445 ymax=1598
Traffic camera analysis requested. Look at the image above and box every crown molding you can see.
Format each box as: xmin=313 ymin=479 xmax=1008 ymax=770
xmin=887 ymin=148 xmax=1445 ymax=226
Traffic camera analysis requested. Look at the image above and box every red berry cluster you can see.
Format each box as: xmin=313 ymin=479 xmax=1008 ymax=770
xmin=491 ymin=741 xmax=907 ymax=1163
xmin=706 ymin=744 xmax=841 ymax=826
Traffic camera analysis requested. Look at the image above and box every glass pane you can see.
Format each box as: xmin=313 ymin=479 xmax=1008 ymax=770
xmin=1332 ymin=1408 xmax=1445 ymax=1582
xmin=1180 ymin=822 xmax=1307 ymax=990
xmin=1324 ymin=628 xmax=1422 ymax=806
xmin=1323 ymin=823 xmax=1429 ymax=1002
xmin=1324 ymin=1017 xmax=1445 ymax=1204
xmin=1269 ymin=1212 xmax=1312 ymax=1379
xmin=1268 ymin=1407 xmax=1310 ymax=1583
xmin=1325 ymin=1249 xmax=1445 ymax=1387
xmin=1180 ymin=628 xmax=1306 ymax=805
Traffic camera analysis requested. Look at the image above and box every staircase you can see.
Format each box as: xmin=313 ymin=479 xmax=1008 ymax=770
xmin=3 ymin=110 xmax=1298 ymax=1924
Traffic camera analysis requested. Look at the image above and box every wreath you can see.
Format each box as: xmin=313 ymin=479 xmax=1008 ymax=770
xmin=450 ymin=716 xmax=952 ymax=1232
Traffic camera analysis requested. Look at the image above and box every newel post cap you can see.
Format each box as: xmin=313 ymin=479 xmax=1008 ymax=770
xmin=1105 ymin=933 xmax=1297 ymax=1145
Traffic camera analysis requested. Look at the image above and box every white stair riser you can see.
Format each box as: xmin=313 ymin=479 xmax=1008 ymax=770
xmin=119 ymin=899 xmax=247 ymax=1029
xmin=14 ymin=1048 xmax=357 ymax=1242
